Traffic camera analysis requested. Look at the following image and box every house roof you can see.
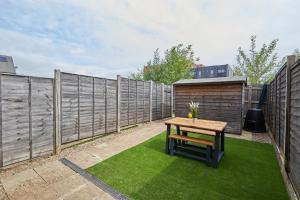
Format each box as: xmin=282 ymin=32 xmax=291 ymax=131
xmin=174 ymin=76 xmax=247 ymax=86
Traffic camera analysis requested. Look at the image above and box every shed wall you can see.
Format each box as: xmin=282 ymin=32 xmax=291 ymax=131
xmin=174 ymin=83 xmax=243 ymax=134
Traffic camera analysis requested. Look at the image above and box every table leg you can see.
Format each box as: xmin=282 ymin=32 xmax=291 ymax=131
xmin=176 ymin=125 xmax=181 ymax=145
xmin=213 ymin=132 xmax=221 ymax=167
xmin=221 ymin=130 xmax=225 ymax=153
xmin=182 ymin=131 xmax=187 ymax=145
xmin=166 ymin=124 xmax=171 ymax=154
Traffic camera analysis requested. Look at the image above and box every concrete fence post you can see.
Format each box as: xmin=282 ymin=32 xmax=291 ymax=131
xmin=54 ymin=69 xmax=62 ymax=154
xmin=150 ymin=80 xmax=153 ymax=122
xmin=117 ymin=75 xmax=121 ymax=132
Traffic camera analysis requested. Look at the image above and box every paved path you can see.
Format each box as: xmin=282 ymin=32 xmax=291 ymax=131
xmin=0 ymin=120 xmax=166 ymax=200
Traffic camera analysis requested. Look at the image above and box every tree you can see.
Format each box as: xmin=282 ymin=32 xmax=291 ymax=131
xmin=294 ymin=49 xmax=300 ymax=60
xmin=233 ymin=35 xmax=279 ymax=84
xmin=130 ymin=44 xmax=199 ymax=84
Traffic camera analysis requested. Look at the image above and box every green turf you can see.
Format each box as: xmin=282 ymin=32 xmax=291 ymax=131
xmin=86 ymin=132 xmax=289 ymax=200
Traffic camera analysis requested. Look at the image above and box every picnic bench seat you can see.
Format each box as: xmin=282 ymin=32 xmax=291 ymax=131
xmin=168 ymin=134 xmax=213 ymax=165
xmin=180 ymin=127 xmax=216 ymax=136
xmin=169 ymin=134 xmax=214 ymax=146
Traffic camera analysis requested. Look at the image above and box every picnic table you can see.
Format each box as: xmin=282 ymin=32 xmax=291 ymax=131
xmin=165 ymin=117 xmax=227 ymax=167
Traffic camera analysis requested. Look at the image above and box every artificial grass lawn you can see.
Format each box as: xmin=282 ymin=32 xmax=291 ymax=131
xmin=87 ymin=132 xmax=289 ymax=200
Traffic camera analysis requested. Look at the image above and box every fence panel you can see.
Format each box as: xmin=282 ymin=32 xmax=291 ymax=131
xmin=120 ymin=77 xmax=129 ymax=127
xmin=0 ymin=74 xmax=54 ymax=166
xmin=152 ymin=83 xmax=157 ymax=120
xmin=279 ymin=67 xmax=287 ymax=151
xmin=265 ymin=57 xmax=300 ymax=198
xmin=129 ymin=79 xmax=137 ymax=125
xmin=143 ymin=81 xmax=151 ymax=122
xmin=1 ymin=75 xmax=30 ymax=166
xmin=164 ymin=85 xmax=172 ymax=118
xmin=94 ymin=78 xmax=106 ymax=135
xmin=289 ymin=62 xmax=300 ymax=197
xmin=136 ymin=80 xmax=144 ymax=123
xmin=275 ymin=75 xmax=281 ymax=146
xmin=79 ymin=76 xmax=93 ymax=139
xmin=31 ymin=77 xmax=54 ymax=158
xmin=106 ymin=79 xmax=117 ymax=133
xmin=61 ymin=73 xmax=79 ymax=143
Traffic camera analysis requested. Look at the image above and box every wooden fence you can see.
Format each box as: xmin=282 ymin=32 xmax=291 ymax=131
xmin=0 ymin=70 xmax=172 ymax=167
xmin=266 ymin=55 xmax=300 ymax=198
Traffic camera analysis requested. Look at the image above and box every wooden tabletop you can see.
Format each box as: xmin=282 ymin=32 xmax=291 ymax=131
xmin=165 ymin=117 xmax=227 ymax=132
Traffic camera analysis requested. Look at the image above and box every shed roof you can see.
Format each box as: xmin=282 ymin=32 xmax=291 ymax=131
xmin=174 ymin=76 xmax=247 ymax=86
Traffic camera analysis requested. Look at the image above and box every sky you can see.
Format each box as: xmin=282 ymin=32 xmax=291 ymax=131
xmin=0 ymin=0 xmax=299 ymax=79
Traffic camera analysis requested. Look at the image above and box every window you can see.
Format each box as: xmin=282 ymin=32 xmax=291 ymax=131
xmin=210 ymin=70 xmax=214 ymax=75
xmin=217 ymin=69 xmax=225 ymax=73
xmin=0 ymin=56 xmax=8 ymax=62
xmin=198 ymin=71 xmax=202 ymax=77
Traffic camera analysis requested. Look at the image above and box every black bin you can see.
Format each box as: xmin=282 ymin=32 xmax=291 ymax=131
xmin=244 ymin=108 xmax=266 ymax=133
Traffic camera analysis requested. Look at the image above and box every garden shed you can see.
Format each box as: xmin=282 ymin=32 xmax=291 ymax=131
xmin=174 ymin=76 xmax=247 ymax=134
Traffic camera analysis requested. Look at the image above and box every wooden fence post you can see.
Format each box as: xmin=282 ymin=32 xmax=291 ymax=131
xmin=116 ymin=75 xmax=121 ymax=132
xmin=128 ymin=78 xmax=130 ymax=125
xmin=284 ymin=55 xmax=296 ymax=172
xmin=28 ymin=77 xmax=32 ymax=159
xmin=241 ymin=83 xmax=245 ymax=126
xmin=136 ymin=80 xmax=138 ymax=124
xmin=143 ymin=81 xmax=145 ymax=123
xmin=77 ymin=75 xmax=80 ymax=140
xmin=0 ymin=75 xmax=2 ymax=167
xmin=248 ymin=85 xmax=252 ymax=109
xmin=161 ymin=84 xmax=165 ymax=119
xmin=150 ymin=81 xmax=153 ymax=122
xmin=92 ymin=77 xmax=95 ymax=138
xmin=54 ymin=69 xmax=61 ymax=154
xmin=105 ymin=79 xmax=108 ymax=133
xmin=171 ymin=85 xmax=174 ymax=117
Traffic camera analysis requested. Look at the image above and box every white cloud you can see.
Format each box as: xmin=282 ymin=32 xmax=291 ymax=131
xmin=0 ymin=0 xmax=299 ymax=78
